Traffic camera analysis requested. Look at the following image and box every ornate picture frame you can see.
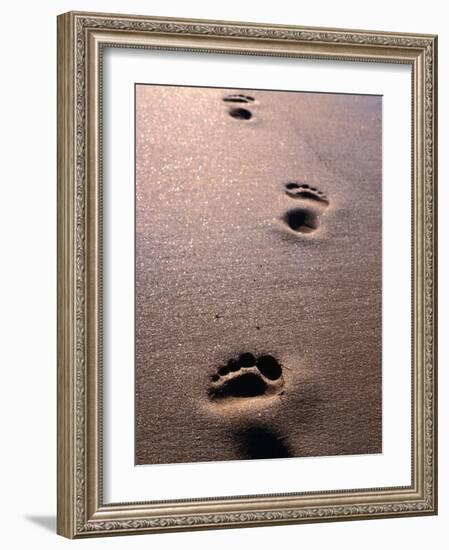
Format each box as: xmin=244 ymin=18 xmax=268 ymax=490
xmin=57 ymin=11 xmax=437 ymax=538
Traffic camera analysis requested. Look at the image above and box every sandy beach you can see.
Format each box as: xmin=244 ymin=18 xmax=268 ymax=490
xmin=135 ymin=85 xmax=382 ymax=465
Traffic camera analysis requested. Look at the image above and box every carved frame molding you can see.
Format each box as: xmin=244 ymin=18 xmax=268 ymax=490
xmin=57 ymin=11 xmax=437 ymax=538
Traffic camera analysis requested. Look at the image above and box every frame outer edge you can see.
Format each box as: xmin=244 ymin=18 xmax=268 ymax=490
xmin=57 ymin=12 xmax=77 ymax=539
xmin=432 ymin=35 xmax=439 ymax=515
xmin=56 ymin=10 xmax=438 ymax=537
xmin=62 ymin=10 xmax=437 ymax=40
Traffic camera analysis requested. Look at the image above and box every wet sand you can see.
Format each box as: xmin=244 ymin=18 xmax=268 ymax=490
xmin=135 ymin=85 xmax=382 ymax=465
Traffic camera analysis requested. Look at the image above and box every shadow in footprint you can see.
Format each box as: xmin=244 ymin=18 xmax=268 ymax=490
xmin=285 ymin=182 xmax=329 ymax=205
xmin=209 ymin=353 xmax=284 ymax=400
xmin=229 ymin=107 xmax=252 ymax=120
xmin=223 ymin=93 xmax=255 ymax=104
xmin=223 ymin=94 xmax=255 ymax=121
xmin=284 ymin=208 xmax=318 ymax=233
xmin=215 ymin=372 xmax=266 ymax=398
xmin=282 ymin=183 xmax=329 ymax=234
xmin=237 ymin=424 xmax=292 ymax=459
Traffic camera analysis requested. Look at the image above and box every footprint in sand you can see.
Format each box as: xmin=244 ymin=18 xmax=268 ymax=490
xmin=282 ymin=182 xmax=329 ymax=234
xmin=209 ymin=353 xmax=284 ymax=400
xmin=223 ymin=93 xmax=255 ymax=121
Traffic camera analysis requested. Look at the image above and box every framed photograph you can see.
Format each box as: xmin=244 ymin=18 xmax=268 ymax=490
xmin=57 ymin=11 xmax=438 ymax=538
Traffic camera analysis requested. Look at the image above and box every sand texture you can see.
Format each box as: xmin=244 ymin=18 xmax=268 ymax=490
xmin=135 ymin=85 xmax=382 ymax=465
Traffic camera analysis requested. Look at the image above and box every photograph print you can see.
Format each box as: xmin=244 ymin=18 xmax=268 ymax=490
xmin=134 ymin=84 xmax=382 ymax=465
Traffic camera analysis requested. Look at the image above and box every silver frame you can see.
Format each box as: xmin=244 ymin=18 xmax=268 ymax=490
xmin=57 ymin=11 xmax=438 ymax=538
